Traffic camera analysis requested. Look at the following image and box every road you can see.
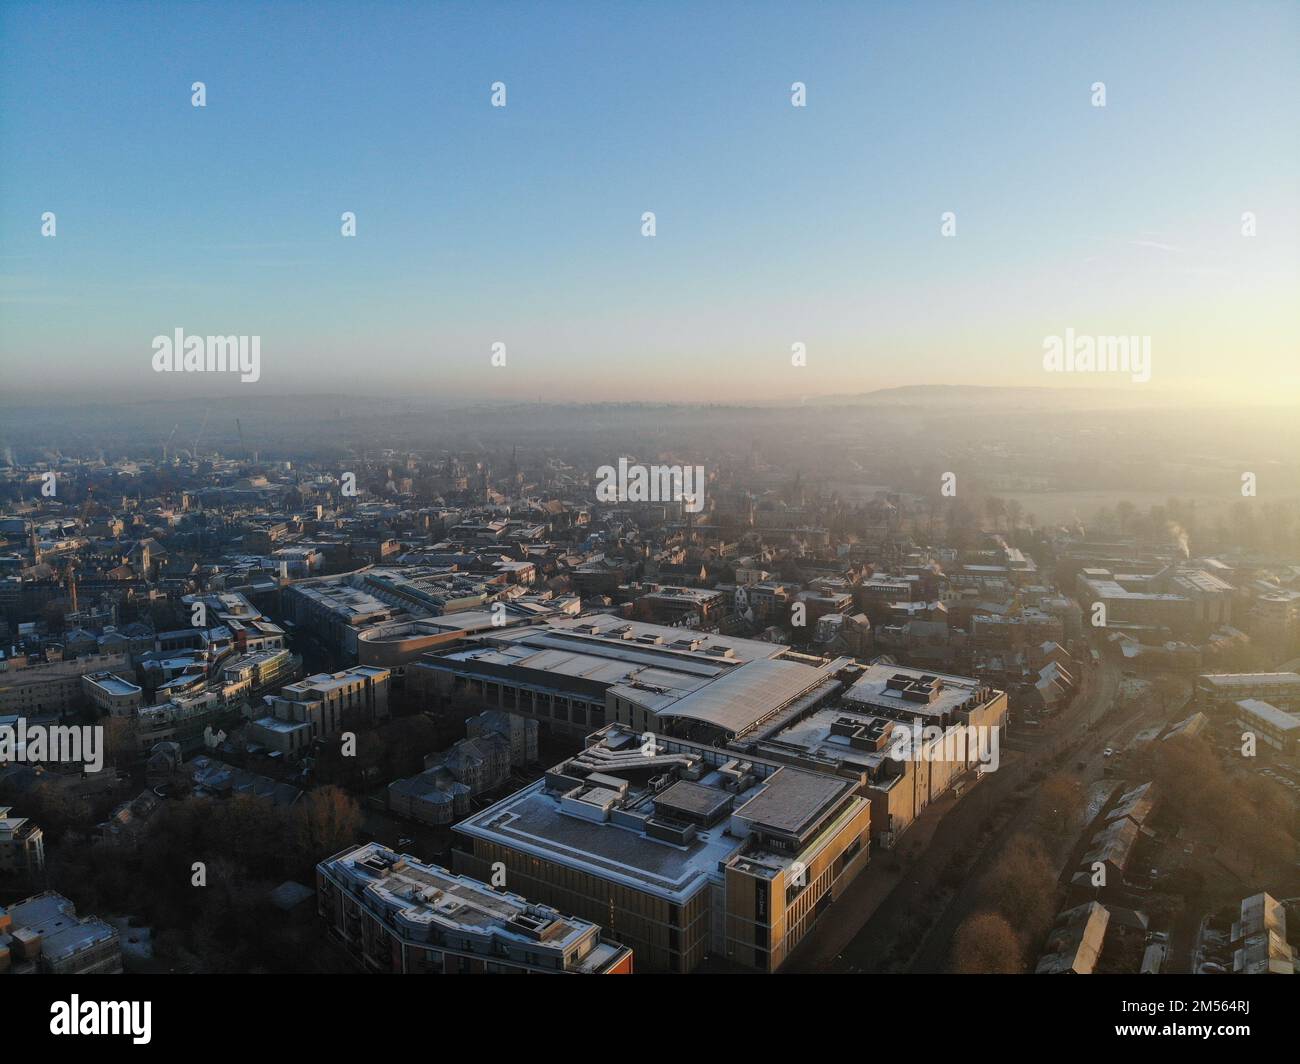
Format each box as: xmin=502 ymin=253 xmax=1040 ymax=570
xmin=906 ymin=655 xmax=1127 ymax=972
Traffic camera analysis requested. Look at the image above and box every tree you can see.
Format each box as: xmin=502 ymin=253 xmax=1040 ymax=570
xmin=979 ymin=833 xmax=1056 ymax=937
xmin=289 ymin=786 xmax=361 ymax=876
xmin=983 ymin=496 xmax=1007 ymax=532
xmin=40 ymin=598 xmax=72 ymax=632
xmin=1116 ymin=500 xmax=1136 ymax=534
xmin=1005 ymin=498 xmax=1024 ymax=530
xmin=946 ymin=500 xmax=979 ymax=549
xmin=950 ymin=912 xmax=1024 ymax=973
xmin=1150 ymin=674 xmax=1185 ymax=716
xmin=1037 ymin=773 xmax=1084 ymax=835
xmin=102 ymin=715 xmax=140 ymax=769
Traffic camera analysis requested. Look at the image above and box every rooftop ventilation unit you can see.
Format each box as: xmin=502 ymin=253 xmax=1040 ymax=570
xmin=645 ymin=816 xmax=697 ymax=846
xmin=717 ymin=759 xmax=756 ymax=792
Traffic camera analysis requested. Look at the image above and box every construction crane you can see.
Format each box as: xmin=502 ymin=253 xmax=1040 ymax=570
xmin=236 ymin=418 xmax=249 ymax=461
xmin=65 ymin=485 xmax=94 ymax=615
xmin=162 ymin=423 xmax=178 ymax=463
xmin=193 ymin=406 xmax=211 ymax=459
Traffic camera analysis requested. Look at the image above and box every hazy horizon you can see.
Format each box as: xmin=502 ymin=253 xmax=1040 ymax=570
xmin=1 ymin=381 xmax=1298 ymax=411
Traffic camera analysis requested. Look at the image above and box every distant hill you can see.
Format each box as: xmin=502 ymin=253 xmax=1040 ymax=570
xmin=799 ymin=384 xmax=1201 ymax=410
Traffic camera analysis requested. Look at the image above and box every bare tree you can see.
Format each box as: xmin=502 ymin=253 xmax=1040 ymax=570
xmin=950 ymin=912 xmax=1024 ymax=973
xmin=1037 ymin=773 xmax=1084 ymax=835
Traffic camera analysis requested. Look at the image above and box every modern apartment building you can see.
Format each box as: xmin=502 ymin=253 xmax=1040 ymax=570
xmin=733 ymin=663 xmax=1008 ymax=844
xmin=136 ymin=689 xmax=242 ymax=754
xmin=1231 ymin=892 xmax=1296 ymax=975
xmin=316 ymin=842 xmax=633 ymax=974
xmin=453 ymin=724 xmax=872 ymax=972
xmin=632 ymin=584 xmax=725 ymax=627
xmin=247 ymin=665 xmax=391 ymax=757
xmin=220 ymin=647 xmax=299 ymax=694
xmin=0 ymin=892 xmax=122 ymax=974
xmin=180 ymin=591 xmax=286 ymax=653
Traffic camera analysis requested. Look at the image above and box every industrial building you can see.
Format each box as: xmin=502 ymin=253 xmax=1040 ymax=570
xmin=1196 ymin=672 xmax=1300 ymax=713
xmin=409 ymin=615 xmax=852 ymax=741
xmin=1233 ymin=699 xmax=1300 ymax=757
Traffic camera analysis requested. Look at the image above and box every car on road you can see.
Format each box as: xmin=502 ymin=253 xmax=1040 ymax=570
xmin=1103 ymin=747 xmax=1114 ymax=758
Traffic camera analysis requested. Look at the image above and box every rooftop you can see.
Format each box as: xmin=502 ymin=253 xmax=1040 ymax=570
xmin=456 ymin=778 xmax=743 ymax=902
xmin=1198 ymin=671 xmax=1300 ymax=688
xmin=428 ymin=617 xmax=846 ymax=738
xmin=321 ymin=842 xmax=616 ymax=964
xmin=842 ymin=663 xmax=998 ymax=721
xmin=747 ymin=704 xmax=897 ymax=774
xmin=655 ymin=656 xmax=848 ymax=739
xmin=283 ymin=665 xmax=389 ymax=696
xmin=1234 ymin=698 xmax=1300 ymax=731
xmin=83 ymin=671 xmax=141 ymax=696
xmin=4 ymin=892 xmax=117 ymax=964
xmin=455 ymin=726 xmax=858 ymax=901
xmin=732 ymin=768 xmax=852 ymax=841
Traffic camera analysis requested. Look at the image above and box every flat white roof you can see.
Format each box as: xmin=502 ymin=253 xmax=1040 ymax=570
xmin=1234 ymin=699 xmax=1300 ymax=732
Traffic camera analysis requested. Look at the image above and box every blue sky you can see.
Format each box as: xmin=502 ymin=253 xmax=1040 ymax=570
xmin=1 ymin=0 xmax=1297 ymax=402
